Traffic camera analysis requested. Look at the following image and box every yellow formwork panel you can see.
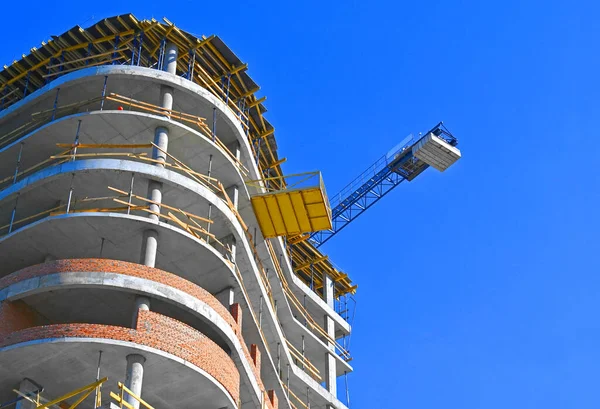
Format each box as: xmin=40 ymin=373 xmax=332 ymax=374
xmin=251 ymin=187 xmax=332 ymax=239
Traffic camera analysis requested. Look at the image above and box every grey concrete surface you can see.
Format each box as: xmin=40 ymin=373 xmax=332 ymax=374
xmin=0 ymin=339 xmax=236 ymax=409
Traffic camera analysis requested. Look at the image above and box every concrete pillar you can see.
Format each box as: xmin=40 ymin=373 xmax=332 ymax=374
xmin=124 ymin=354 xmax=145 ymax=409
xmin=164 ymin=43 xmax=178 ymax=76
xmin=138 ymin=43 xmax=176 ymax=267
xmin=225 ymin=185 xmax=239 ymax=210
xmin=220 ymin=234 xmax=237 ymax=263
xmin=140 ymin=230 xmax=158 ymax=267
xmin=323 ymin=273 xmax=337 ymax=397
xmin=15 ymin=378 xmax=40 ymax=409
xmin=153 ymin=127 xmax=169 ymax=166
xmin=146 ymin=126 xmax=168 ymax=221
xmin=159 ymin=86 xmax=173 ymax=115
xmin=215 ymin=286 xmax=234 ymax=308
xmin=131 ymin=296 xmax=150 ymax=327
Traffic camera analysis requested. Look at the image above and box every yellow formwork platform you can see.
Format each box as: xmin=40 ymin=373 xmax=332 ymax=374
xmin=249 ymin=172 xmax=332 ymax=238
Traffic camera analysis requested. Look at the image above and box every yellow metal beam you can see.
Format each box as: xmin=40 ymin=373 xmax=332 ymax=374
xmin=36 ymin=378 xmax=108 ymax=409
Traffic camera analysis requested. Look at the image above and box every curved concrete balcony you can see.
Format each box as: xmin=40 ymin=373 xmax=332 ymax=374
xmin=0 ymin=212 xmax=235 ymax=294
xmin=0 ymin=109 xmax=247 ymax=194
xmin=0 ymin=258 xmax=273 ymax=409
xmin=0 ymin=312 xmax=239 ymax=409
xmin=0 ymin=159 xmax=240 ymax=280
xmin=0 ymin=65 xmax=252 ymax=171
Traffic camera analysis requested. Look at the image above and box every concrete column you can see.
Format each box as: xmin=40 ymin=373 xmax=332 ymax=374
xmin=131 ymin=296 xmax=150 ymax=327
xmin=15 ymin=378 xmax=40 ymax=409
xmin=159 ymin=86 xmax=173 ymax=115
xmin=225 ymin=185 xmax=239 ymax=210
xmin=323 ymin=273 xmax=337 ymax=397
xmin=164 ymin=43 xmax=178 ymax=76
xmin=153 ymin=127 xmax=169 ymax=166
xmin=124 ymin=354 xmax=146 ymax=409
xmin=215 ymin=286 xmax=234 ymax=308
xmin=138 ymin=43 xmax=176 ymax=267
xmin=220 ymin=233 xmax=237 ymax=263
xmin=140 ymin=230 xmax=158 ymax=267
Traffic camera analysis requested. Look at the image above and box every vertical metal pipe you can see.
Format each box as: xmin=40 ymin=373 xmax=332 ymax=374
xmin=301 ymin=335 xmax=305 ymax=369
xmin=137 ymin=34 xmax=143 ymax=66
xmin=86 ymin=43 xmax=92 ymax=66
xmin=100 ymin=76 xmax=108 ymax=110
xmin=256 ymin=138 xmax=262 ymax=166
xmin=51 ymin=88 xmax=60 ymax=120
xmin=131 ymin=36 xmax=137 ymax=66
xmin=286 ymin=364 xmax=290 ymax=398
xmin=303 ymin=295 xmax=307 ymax=327
xmin=94 ymin=351 xmax=103 ymax=409
xmin=100 ymin=238 xmax=105 ymax=258
xmin=72 ymin=120 xmax=82 ymax=161
xmin=212 ymin=107 xmax=217 ymax=142
xmin=277 ymin=343 xmax=281 ymax=376
xmin=112 ymin=36 xmax=120 ymax=65
xmin=259 ymin=295 xmax=263 ymax=328
xmin=189 ymin=51 xmax=195 ymax=79
xmin=127 ymin=173 xmax=135 ymax=215
xmin=23 ymin=73 xmax=30 ymax=97
xmin=306 ymin=387 xmax=310 ymax=409
xmin=206 ymin=155 xmax=213 ymax=242
xmin=225 ymin=74 xmax=231 ymax=104
xmin=13 ymin=142 xmax=24 ymax=184
xmin=66 ymin=174 xmax=75 ymax=213
xmin=8 ymin=194 xmax=19 ymax=233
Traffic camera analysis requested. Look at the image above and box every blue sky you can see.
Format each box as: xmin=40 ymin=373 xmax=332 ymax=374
xmin=3 ymin=1 xmax=599 ymax=408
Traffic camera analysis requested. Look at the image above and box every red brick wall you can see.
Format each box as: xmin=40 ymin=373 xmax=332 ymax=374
xmin=268 ymin=389 xmax=278 ymax=409
xmin=0 ymin=300 xmax=49 ymax=339
xmin=0 ymin=259 xmax=280 ymax=407
xmin=0 ymin=310 xmax=240 ymax=404
xmin=230 ymin=303 xmax=242 ymax=333
xmin=0 ymin=259 xmax=237 ymax=330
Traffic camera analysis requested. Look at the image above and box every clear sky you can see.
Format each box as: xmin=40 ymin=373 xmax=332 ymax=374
xmin=2 ymin=1 xmax=599 ymax=408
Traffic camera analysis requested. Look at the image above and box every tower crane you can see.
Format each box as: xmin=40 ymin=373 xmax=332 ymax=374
xmin=309 ymin=122 xmax=460 ymax=248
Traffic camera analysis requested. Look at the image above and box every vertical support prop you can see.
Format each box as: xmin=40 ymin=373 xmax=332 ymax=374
xmin=212 ymin=107 xmax=217 ymax=142
xmin=72 ymin=120 xmax=82 ymax=161
xmin=13 ymin=142 xmax=24 ymax=184
xmin=8 ymin=193 xmax=19 ymax=233
xmin=127 ymin=173 xmax=135 ymax=215
xmin=100 ymin=76 xmax=108 ymax=110
xmin=51 ymin=88 xmax=60 ymax=121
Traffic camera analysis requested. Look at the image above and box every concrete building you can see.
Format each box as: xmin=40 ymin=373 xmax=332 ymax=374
xmin=0 ymin=15 xmax=356 ymax=409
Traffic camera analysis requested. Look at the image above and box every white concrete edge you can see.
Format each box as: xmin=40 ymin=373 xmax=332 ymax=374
xmin=0 ymin=337 xmax=237 ymax=409
xmin=0 ymin=271 xmax=263 ymax=407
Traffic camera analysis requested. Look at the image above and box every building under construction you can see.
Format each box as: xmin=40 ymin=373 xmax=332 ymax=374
xmin=0 ymin=15 xmax=461 ymax=409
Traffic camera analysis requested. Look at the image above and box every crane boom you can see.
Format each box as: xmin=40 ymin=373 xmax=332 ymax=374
xmin=310 ymin=122 xmax=460 ymax=248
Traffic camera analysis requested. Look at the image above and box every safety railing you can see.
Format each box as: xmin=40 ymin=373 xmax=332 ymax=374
xmin=111 ymin=382 xmax=154 ymax=409
xmin=0 ymin=91 xmax=248 ymax=177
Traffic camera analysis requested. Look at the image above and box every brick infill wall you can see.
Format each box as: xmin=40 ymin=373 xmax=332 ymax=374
xmin=0 ymin=310 xmax=240 ymax=403
xmin=0 ymin=259 xmax=278 ymax=409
